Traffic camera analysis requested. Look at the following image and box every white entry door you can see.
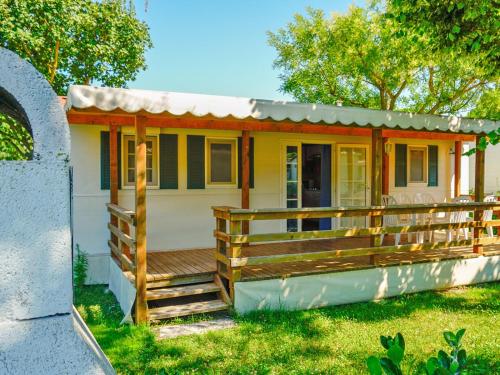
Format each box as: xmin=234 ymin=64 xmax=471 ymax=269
xmin=337 ymin=145 xmax=369 ymax=228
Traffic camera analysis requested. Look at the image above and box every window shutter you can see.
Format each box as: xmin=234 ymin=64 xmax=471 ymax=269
xmin=159 ymin=134 xmax=178 ymax=189
xmin=428 ymin=145 xmax=438 ymax=187
xmin=117 ymin=132 xmax=122 ymax=189
xmin=395 ymin=144 xmax=407 ymax=187
xmin=187 ymin=135 xmax=205 ymax=189
xmin=101 ymin=131 xmax=122 ymax=190
xmin=238 ymin=137 xmax=254 ymax=189
xmin=100 ymin=131 xmax=110 ymax=190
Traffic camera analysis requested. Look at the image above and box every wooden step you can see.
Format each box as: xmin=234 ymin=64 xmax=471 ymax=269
xmin=147 ymin=273 xmax=214 ymax=289
xmin=147 ymin=282 xmax=221 ymax=301
xmin=148 ymin=300 xmax=228 ymax=320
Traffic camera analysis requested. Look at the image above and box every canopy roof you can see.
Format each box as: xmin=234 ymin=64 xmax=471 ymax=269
xmin=65 ymin=85 xmax=497 ymax=135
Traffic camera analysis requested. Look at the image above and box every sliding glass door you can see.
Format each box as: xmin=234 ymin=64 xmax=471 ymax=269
xmin=337 ymin=145 xmax=369 ymax=228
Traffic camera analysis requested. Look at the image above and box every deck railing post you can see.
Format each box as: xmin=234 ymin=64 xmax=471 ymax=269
xmin=134 ymin=116 xmax=148 ymax=323
xmin=216 ymin=216 xmax=228 ymax=278
xmin=473 ymin=137 xmax=485 ymax=254
xmin=228 ymin=218 xmax=242 ymax=301
xmin=370 ymin=129 xmax=384 ymax=264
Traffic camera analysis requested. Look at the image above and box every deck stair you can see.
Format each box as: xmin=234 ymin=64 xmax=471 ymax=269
xmin=146 ymin=274 xmax=230 ymax=321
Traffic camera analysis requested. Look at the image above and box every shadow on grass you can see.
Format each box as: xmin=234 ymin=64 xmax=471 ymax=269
xmin=75 ymin=282 xmax=499 ymax=374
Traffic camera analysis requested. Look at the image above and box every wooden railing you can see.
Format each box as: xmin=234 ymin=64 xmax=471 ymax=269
xmin=213 ymin=202 xmax=500 ymax=300
xmin=107 ymin=203 xmax=136 ymax=273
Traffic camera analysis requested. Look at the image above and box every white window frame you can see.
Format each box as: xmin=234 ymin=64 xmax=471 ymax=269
xmin=121 ymin=134 xmax=159 ymax=189
xmin=205 ymin=137 xmax=238 ymax=187
xmin=408 ymin=145 xmax=428 ymax=184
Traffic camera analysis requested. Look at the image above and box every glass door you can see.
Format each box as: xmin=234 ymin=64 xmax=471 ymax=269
xmin=337 ymin=145 xmax=369 ymax=228
xmin=285 ymin=145 xmax=300 ymax=232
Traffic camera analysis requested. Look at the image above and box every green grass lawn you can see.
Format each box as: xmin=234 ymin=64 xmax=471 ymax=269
xmin=75 ymin=282 xmax=499 ymax=374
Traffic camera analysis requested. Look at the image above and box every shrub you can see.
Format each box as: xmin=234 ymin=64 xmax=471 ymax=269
xmin=367 ymin=329 xmax=467 ymax=375
xmin=73 ymin=244 xmax=88 ymax=293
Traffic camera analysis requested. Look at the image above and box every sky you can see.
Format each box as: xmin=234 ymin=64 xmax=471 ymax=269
xmin=130 ymin=0 xmax=360 ymax=101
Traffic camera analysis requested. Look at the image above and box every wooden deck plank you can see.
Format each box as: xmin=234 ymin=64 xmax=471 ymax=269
xmin=145 ymin=239 xmax=499 ymax=283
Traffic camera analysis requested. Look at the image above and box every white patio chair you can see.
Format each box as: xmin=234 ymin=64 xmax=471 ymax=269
xmin=447 ymin=195 xmax=472 ymax=241
xmin=381 ymin=195 xmax=400 ymax=246
xmin=414 ymin=193 xmax=435 ymax=243
xmin=393 ymin=193 xmax=413 ymax=242
xmin=483 ymin=195 xmax=497 ymax=238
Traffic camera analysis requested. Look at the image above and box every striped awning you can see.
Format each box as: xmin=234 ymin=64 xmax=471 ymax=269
xmin=65 ymin=85 xmax=498 ymax=135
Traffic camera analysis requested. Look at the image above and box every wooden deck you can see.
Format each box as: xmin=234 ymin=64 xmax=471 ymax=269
xmin=147 ymin=236 xmax=500 ymax=283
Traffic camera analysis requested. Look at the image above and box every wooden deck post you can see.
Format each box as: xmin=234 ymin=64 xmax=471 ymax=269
xmin=109 ymin=125 xmax=120 ymax=265
xmin=473 ymin=136 xmax=485 ymax=254
xmin=454 ymin=140 xmax=462 ymax=197
xmin=382 ymin=137 xmax=389 ymax=195
xmin=229 ymin=219 xmax=242 ymax=300
xmin=370 ymin=129 xmax=383 ymax=263
xmin=241 ymin=130 xmax=250 ymax=238
xmin=134 ymin=116 xmax=148 ymax=323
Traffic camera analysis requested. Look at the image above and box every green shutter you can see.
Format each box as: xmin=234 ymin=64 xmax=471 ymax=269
xmin=101 ymin=131 xmax=121 ymax=190
xmin=238 ymin=137 xmax=255 ymax=189
xmin=159 ymin=134 xmax=178 ymax=189
xmin=395 ymin=144 xmax=407 ymax=187
xmin=117 ymin=132 xmax=122 ymax=189
xmin=100 ymin=131 xmax=110 ymax=190
xmin=187 ymin=135 xmax=205 ymax=189
xmin=428 ymin=145 xmax=438 ymax=187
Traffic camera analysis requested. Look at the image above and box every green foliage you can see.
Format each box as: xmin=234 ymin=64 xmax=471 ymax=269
xmin=73 ymin=244 xmax=88 ymax=292
xmin=387 ymin=0 xmax=498 ymax=75
xmin=0 ymin=0 xmax=153 ymax=95
xmin=0 ymin=0 xmax=152 ymax=160
xmin=268 ymin=4 xmax=496 ymax=116
xmin=367 ymin=329 xmax=469 ymax=375
xmin=75 ymin=283 xmax=500 ymax=374
xmin=0 ymin=113 xmax=32 ymax=160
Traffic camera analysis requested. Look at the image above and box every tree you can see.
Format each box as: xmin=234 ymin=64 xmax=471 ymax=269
xmin=387 ymin=0 xmax=499 ymax=151
xmin=268 ymin=5 xmax=496 ymax=116
xmin=387 ymin=0 xmax=499 ymax=75
xmin=0 ymin=0 xmax=152 ymax=160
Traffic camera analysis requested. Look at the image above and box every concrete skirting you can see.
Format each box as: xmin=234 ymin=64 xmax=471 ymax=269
xmin=234 ymin=256 xmax=500 ymax=314
xmin=108 ymin=259 xmax=136 ymax=324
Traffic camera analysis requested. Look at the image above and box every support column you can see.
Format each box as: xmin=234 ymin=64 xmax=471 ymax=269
xmin=370 ymin=129 xmax=383 ymax=263
xmin=454 ymin=140 xmax=462 ymax=197
xmin=241 ymin=130 xmax=250 ymax=237
xmin=382 ymin=137 xmax=389 ymax=195
xmin=109 ymin=125 xmax=120 ymax=265
xmin=134 ymin=116 xmax=148 ymax=323
xmin=473 ymin=136 xmax=485 ymax=254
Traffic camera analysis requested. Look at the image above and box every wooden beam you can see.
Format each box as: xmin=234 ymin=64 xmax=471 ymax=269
xmin=109 ymin=125 xmax=119 ymax=205
xmin=382 ymin=137 xmax=389 ymax=195
xmin=454 ymin=140 xmax=462 ymax=197
xmin=370 ymin=129 xmax=383 ymax=263
xmin=473 ymin=136 xmax=485 ymax=254
xmin=134 ymin=116 xmax=148 ymax=323
xmin=241 ymin=130 xmax=250 ymax=237
xmin=67 ymin=110 xmax=477 ymax=141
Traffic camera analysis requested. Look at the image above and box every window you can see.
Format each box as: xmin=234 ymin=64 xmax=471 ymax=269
xmin=409 ymin=146 xmax=427 ymax=183
xmin=123 ymin=135 xmax=158 ymax=187
xmin=207 ymin=139 xmax=236 ymax=185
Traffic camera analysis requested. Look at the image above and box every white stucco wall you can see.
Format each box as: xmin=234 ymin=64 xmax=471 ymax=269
xmin=0 ymin=48 xmax=113 ymax=374
xmin=469 ymin=142 xmax=500 ymax=195
xmin=70 ymin=124 xmax=459 ymax=283
xmin=234 ymin=256 xmax=500 ymax=313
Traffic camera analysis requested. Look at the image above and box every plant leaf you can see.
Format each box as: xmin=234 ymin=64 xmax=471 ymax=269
xmin=455 ymin=329 xmax=466 ymax=345
xmin=426 ymin=357 xmax=439 ymax=375
xmin=438 ymin=350 xmax=451 ymax=369
xmin=381 ymin=336 xmax=390 ymax=350
xmin=367 ymin=356 xmax=383 ymax=375
xmin=443 ymin=331 xmax=456 ymax=347
xmin=457 ymin=349 xmax=467 ymax=367
xmin=395 ymin=333 xmax=405 ymax=351
xmin=380 ymin=357 xmax=402 ymax=375
xmin=387 ymin=344 xmax=404 ymax=365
